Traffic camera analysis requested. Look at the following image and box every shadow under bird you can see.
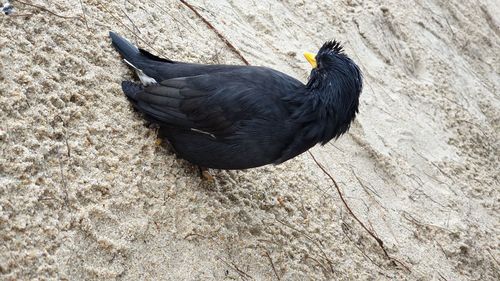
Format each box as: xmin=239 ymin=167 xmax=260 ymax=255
xmin=109 ymin=32 xmax=362 ymax=170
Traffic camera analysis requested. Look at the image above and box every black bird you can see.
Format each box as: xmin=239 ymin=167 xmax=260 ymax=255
xmin=110 ymin=32 xmax=362 ymax=170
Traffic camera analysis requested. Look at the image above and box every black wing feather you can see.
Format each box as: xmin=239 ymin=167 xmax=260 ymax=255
xmin=126 ymin=67 xmax=304 ymax=138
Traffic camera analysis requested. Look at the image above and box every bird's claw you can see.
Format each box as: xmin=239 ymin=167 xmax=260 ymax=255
xmin=199 ymin=166 xmax=214 ymax=182
xmin=201 ymin=170 xmax=214 ymax=182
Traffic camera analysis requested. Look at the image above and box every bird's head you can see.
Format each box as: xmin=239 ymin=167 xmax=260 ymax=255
xmin=299 ymin=41 xmax=363 ymax=143
xmin=303 ymin=40 xmax=362 ymax=95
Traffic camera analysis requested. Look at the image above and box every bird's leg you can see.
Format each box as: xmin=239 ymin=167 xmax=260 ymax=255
xmin=154 ymin=127 xmax=163 ymax=146
xmin=199 ymin=166 xmax=214 ymax=182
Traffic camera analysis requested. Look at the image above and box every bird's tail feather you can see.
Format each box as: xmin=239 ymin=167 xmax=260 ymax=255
xmin=109 ymin=31 xmax=174 ymax=65
xmin=109 ymin=31 xmax=141 ymax=64
xmin=110 ymin=32 xmax=159 ymax=85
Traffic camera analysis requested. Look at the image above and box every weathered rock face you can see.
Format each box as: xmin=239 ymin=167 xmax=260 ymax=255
xmin=0 ymin=0 xmax=498 ymax=280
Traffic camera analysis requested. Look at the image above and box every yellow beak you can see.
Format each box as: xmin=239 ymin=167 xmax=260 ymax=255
xmin=304 ymin=52 xmax=317 ymax=69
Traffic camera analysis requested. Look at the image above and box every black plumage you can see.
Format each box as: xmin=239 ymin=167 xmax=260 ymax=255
xmin=110 ymin=32 xmax=362 ymax=170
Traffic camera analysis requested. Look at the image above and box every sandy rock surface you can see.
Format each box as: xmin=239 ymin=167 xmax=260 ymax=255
xmin=1 ymin=0 xmax=499 ymax=280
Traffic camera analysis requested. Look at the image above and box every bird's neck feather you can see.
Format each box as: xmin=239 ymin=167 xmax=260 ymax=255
xmin=295 ymin=72 xmax=359 ymax=144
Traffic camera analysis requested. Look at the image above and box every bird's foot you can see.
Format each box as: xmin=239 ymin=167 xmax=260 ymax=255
xmin=155 ymin=138 xmax=162 ymax=146
xmin=199 ymin=167 xmax=214 ymax=182
xmin=202 ymin=170 xmax=214 ymax=182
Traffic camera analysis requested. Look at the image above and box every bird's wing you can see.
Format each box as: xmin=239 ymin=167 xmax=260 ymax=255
xmin=126 ymin=67 xmax=304 ymax=138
